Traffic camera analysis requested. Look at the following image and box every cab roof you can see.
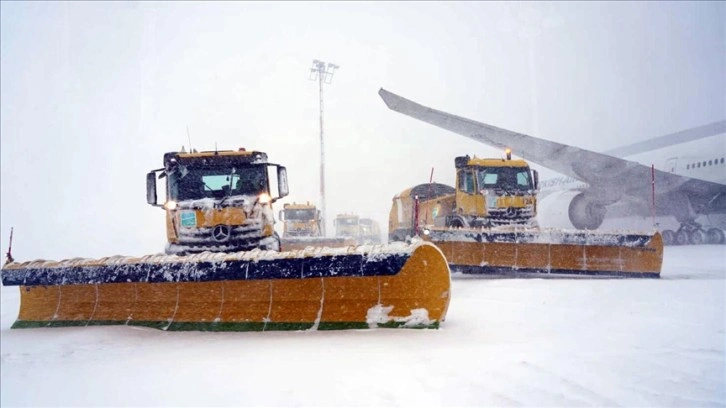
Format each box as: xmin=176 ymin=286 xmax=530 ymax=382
xmin=163 ymin=149 xmax=268 ymax=166
xmin=394 ymin=183 xmax=456 ymax=200
xmin=468 ymin=157 xmax=529 ymax=167
xmin=456 ymin=155 xmax=529 ymax=168
xmin=336 ymin=213 xmax=359 ymax=218
xmin=284 ymin=202 xmax=317 ymax=210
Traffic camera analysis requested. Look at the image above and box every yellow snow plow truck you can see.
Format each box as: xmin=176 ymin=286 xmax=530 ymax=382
xmin=280 ymin=202 xmax=322 ymax=237
xmin=359 ymin=218 xmax=382 ymax=244
xmin=390 ymin=154 xmax=538 ymax=241
xmin=333 ymin=214 xmax=383 ymax=245
xmin=390 ymin=154 xmax=663 ymax=278
xmin=1 ymin=148 xmax=451 ymax=331
xmin=278 ymin=202 xmax=355 ymax=250
xmin=334 ymin=213 xmax=361 ymax=241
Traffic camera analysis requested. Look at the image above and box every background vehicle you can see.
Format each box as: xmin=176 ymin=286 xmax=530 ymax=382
xmin=389 ymin=154 xmax=538 ymax=242
xmin=278 ymin=202 xmax=356 ymax=250
xmin=334 ymin=213 xmax=361 ymax=240
xmin=279 ymin=202 xmax=322 ymax=238
xmin=359 ymin=218 xmax=382 ymax=244
xmin=389 ymin=154 xmax=663 ymax=278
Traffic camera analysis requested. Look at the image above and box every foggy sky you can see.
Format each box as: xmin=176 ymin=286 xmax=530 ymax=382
xmin=1 ymin=1 xmax=724 ymax=260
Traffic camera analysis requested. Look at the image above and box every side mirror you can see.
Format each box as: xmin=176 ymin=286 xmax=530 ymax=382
xmin=532 ymin=169 xmax=539 ymax=191
xmin=147 ymin=172 xmax=160 ymax=206
xmin=277 ymin=166 xmax=289 ymax=198
xmin=278 ymin=210 xmax=284 ymax=221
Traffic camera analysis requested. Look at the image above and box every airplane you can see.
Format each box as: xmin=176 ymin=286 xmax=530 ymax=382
xmin=378 ymin=88 xmax=726 ymax=245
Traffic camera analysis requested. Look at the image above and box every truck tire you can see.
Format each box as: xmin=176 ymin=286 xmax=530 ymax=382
xmin=449 ymin=219 xmax=465 ymax=228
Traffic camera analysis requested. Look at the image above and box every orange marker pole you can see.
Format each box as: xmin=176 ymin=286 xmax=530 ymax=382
xmin=5 ymin=227 xmax=13 ymax=263
xmin=650 ymin=164 xmax=655 ymax=227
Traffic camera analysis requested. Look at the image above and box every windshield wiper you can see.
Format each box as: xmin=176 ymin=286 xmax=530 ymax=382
xmin=218 ymin=192 xmax=235 ymax=207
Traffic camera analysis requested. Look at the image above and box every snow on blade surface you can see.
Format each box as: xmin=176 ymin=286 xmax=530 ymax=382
xmin=427 ymin=226 xmax=658 ymax=246
xmin=2 ymin=241 xmax=416 ymax=271
xmin=366 ymin=304 xmax=395 ymax=328
xmin=366 ymin=305 xmax=434 ymax=328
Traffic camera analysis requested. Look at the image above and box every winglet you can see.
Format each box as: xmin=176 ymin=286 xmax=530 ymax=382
xmin=378 ymin=88 xmax=418 ymax=113
xmin=378 ymin=88 xmax=398 ymax=110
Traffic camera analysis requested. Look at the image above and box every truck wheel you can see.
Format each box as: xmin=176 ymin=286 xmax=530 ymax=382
xmin=450 ymin=219 xmax=464 ymax=228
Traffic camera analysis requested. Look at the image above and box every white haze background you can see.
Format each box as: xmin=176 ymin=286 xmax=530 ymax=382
xmin=0 ymin=2 xmax=725 ymax=407
xmin=1 ymin=1 xmax=724 ymax=260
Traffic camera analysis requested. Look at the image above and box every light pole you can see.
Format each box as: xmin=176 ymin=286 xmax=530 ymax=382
xmin=309 ymin=59 xmax=339 ymax=237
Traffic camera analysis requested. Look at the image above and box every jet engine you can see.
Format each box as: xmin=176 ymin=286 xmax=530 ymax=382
xmin=568 ymin=192 xmax=607 ymax=230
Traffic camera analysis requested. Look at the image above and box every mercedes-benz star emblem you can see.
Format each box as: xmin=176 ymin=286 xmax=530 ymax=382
xmin=212 ymin=225 xmax=231 ymax=242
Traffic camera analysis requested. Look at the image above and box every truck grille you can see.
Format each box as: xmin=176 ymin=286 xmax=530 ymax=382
xmin=487 ymin=205 xmax=536 ymax=224
xmin=173 ymin=220 xmax=267 ymax=252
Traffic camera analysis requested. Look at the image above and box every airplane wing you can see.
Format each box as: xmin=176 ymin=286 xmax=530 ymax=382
xmin=378 ymin=88 xmax=725 ymax=201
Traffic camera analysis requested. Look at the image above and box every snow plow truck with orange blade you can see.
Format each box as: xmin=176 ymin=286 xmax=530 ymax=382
xmin=389 ymin=154 xmax=663 ymax=278
xmin=278 ymin=202 xmax=355 ymax=251
xmin=1 ymin=147 xmax=451 ymax=331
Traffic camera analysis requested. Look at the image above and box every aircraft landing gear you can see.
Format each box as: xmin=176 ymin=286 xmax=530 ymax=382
xmin=662 ymin=229 xmax=675 ymax=245
xmin=706 ymin=228 xmax=725 ymax=245
xmin=662 ymin=222 xmax=725 ymax=245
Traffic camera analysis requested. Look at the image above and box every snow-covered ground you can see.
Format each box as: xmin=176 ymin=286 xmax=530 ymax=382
xmin=1 ymin=245 xmax=724 ymax=407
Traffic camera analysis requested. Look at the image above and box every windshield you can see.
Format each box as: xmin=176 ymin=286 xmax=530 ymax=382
xmin=337 ymin=217 xmax=358 ymax=225
xmin=476 ymin=167 xmax=533 ymax=193
xmin=168 ymin=165 xmax=268 ymax=201
xmin=284 ymin=209 xmax=316 ymax=221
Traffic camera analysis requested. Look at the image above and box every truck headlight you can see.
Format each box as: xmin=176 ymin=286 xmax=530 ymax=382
xmin=164 ymin=200 xmax=177 ymax=210
xmin=258 ymin=193 xmax=272 ymax=204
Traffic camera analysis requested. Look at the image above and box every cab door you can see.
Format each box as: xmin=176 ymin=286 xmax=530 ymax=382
xmin=456 ymin=168 xmax=485 ymax=216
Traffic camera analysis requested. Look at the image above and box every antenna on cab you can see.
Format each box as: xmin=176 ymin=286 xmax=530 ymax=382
xmin=186 ymin=126 xmax=193 ymax=153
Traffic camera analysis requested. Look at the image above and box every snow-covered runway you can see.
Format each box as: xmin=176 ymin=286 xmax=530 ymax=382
xmin=1 ymin=246 xmax=724 ymax=407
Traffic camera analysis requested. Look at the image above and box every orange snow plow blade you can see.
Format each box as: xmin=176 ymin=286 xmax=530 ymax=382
xmin=280 ymin=237 xmax=357 ymax=251
xmin=423 ymin=228 xmax=663 ymax=278
xmin=1 ymin=242 xmax=451 ymax=331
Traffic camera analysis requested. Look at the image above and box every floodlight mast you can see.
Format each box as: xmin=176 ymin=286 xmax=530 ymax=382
xmin=309 ymin=60 xmax=339 ymax=237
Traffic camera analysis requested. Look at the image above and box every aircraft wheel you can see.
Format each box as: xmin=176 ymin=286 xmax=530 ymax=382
xmin=675 ymin=229 xmax=690 ymax=245
xmin=689 ymin=229 xmax=706 ymax=245
xmin=706 ymin=228 xmax=725 ymax=245
xmin=661 ymin=230 xmax=675 ymax=245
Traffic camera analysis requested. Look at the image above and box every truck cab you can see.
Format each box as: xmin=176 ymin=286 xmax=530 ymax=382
xmin=334 ymin=214 xmax=361 ymax=241
xmin=452 ymin=154 xmax=538 ymax=227
xmin=359 ymin=218 xmax=382 ymax=244
xmin=146 ymin=148 xmax=288 ymax=254
xmin=279 ymin=202 xmax=322 ymax=238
